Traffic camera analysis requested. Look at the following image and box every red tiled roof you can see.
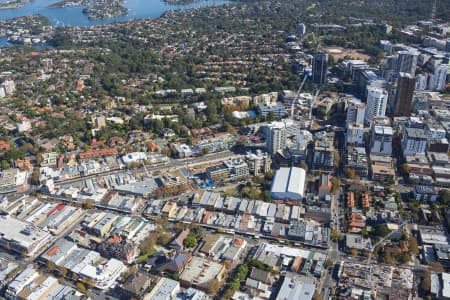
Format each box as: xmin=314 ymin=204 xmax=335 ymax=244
xmin=91 ymin=139 xmax=106 ymax=148
xmin=347 ymin=192 xmax=355 ymax=208
xmin=47 ymin=204 xmax=65 ymax=217
xmin=46 ymin=246 xmax=59 ymax=257
xmin=0 ymin=141 xmax=10 ymax=152
xmin=79 ymin=148 xmax=116 ymax=159
xmin=233 ymin=238 xmax=244 ymax=247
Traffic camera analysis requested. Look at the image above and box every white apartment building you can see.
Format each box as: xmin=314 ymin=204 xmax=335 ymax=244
xmin=266 ymin=122 xmax=287 ymax=154
xmin=364 ymin=86 xmax=388 ymax=125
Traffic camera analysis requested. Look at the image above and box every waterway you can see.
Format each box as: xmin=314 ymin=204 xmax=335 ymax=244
xmin=0 ymin=0 xmax=226 ymax=27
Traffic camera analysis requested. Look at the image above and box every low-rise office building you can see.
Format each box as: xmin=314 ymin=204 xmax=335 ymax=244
xmin=0 ymin=216 xmax=53 ymax=257
xmin=145 ymin=277 xmax=180 ymax=300
xmin=41 ymin=239 xmax=127 ymax=290
xmin=179 ymin=256 xmax=225 ymax=292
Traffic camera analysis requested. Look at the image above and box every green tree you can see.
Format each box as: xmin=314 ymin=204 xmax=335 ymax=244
xmin=0 ymin=160 xmax=9 ymax=170
xmin=223 ymin=287 xmax=235 ymax=298
xmin=121 ymin=266 xmax=137 ymax=283
xmin=401 ymin=163 xmax=410 ymax=177
xmin=421 ymin=271 xmax=431 ymax=294
xmin=438 ymin=189 xmax=450 ymax=205
xmin=333 ymin=152 xmax=340 ymax=169
xmin=264 ymin=170 xmax=274 ymax=180
xmin=330 ymin=229 xmax=342 ymax=241
xmin=156 ymin=231 xmax=172 ymax=246
xmin=325 ymin=259 xmax=334 ymax=269
xmin=374 ymin=224 xmax=391 ymax=237
xmin=331 ymin=177 xmax=341 ymax=195
xmin=85 ymin=199 xmax=95 ymax=209
xmin=207 ymin=279 xmax=221 ymax=294
xmin=328 ymin=55 xmax=335 ymax=66
xmin=58 ymin=267 xmax=68 ymax=278
xmin=30 ymin=168 xmax=40 ymax=185
xmin=190 ymin=226 xmax=204 ymax=241
xmin=299 ymin=161 xmax=308 ymax=171
xmin=361 ymin=227 xmax=369 ymax=237
xmin=429 ymin=262 xmax=444 ymax=272
xmin=400 ymin=252 xmax=411 ymax=264
xmin=183 ymin=235 xmax=197 ymax=248
xmin=344 ymin=168 xmax=356 ymax=179
xmin=46 ymin=261 xmax=56 ymax=273
xmin=313 ymin=291 xmax=322 ymax=300
xmin=262 ymin=191 xmax=272 ymax=202
xmin=316 ymin=107 xmax=327 ymax=120
xmin=76 ymin=282 xmax=86 ymax=293
xmin=383 ymin=250 xmax=395 ymax=265
xmin=409 ymin=236 xmax=419 ymax=256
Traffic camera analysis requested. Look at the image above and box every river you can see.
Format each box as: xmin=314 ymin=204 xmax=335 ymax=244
xmin=0 ymin=0 xmax=226 ymax=27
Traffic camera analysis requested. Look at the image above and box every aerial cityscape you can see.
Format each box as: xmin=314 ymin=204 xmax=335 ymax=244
xmin=0 ymin=0 xmax=449 ymax=299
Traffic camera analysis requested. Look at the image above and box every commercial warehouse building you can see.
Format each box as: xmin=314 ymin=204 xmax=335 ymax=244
xmin=276 ymin=273 xmax=315 ymax=300
xmin=270 ymin=167 xmax=306 ymax=201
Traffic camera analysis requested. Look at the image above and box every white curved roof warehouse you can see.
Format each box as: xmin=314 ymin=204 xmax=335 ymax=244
xmin=270 ymin=167 xmax=306 ymax=201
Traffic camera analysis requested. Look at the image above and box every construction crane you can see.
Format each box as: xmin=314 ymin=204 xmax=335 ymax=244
xmin=300 ymin=31 xmax=321 ymax=52
xmin=431 ymin=0 xmax=437 ymax=22
xmin=289 ymin=30 xmax=322 ymax=122
xmin=308 ymin=88 xmax=321 ymax=120
xmin=291 ymin=74 xmax=309 ymax=119
xmin=141 ymin=158 xmax=150 ymax=178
